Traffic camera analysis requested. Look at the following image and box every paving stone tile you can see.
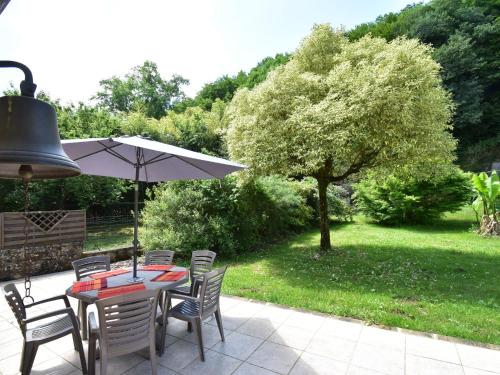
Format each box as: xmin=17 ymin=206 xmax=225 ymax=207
xmin=232 ymin=362 xmax=278 ymax=375
xmin=456 ymin=343 xmax=500 ymax=373
xmin=182 ymin=323 xmax=231 ymax=348
xmin=253 ymin=305 xmax=293 ymax=324
xmin=93 ymin=353 xmax=145 ymax=375
xmin=0 ymin=317 xmax=14 ymax=330
xmin=269 ymin=324 xmax=315 ymax=350
xmin=57 ymin=348 xmax=89 ymax=370
xmin=350 ymin=343 xmax=404 ymax=375
xmin=358 ymin=326 xmax=405 ymax=351
xmin=0 ymin=353 xmax=27 ymax=375
xmin=406 ymin=354 xmax=464 ymax=375
xmin=0 ymin=326 xmax=23 ymax=345
xmin=159 ymin=339 xmax=200 ymax=371
xmin=165 ymin=318 xmax=190 ymax=339
xmin=123 ymin=360 xmax=178 ymax=375
xmin=227 ymin=301 xmax=265 ymax=318
xmin=45 ymin=334 xmax=83 ymax=354
xmin=317 ymin=318 xmax=363 ymax=342
xmin=206 ymin=313 xmax=249 ymax=331
xmin=30 ymin=356 xmax=80 ymax=375
xmin=406 ymin=335 xmax=460 ymax=364
xmin=0 ymin=336 xmax=23 ymax=360
xmin=237 ymin=317 xmax=281 ymax=340
xmin=0 ymin=346 xmax=59 ymax=375
xmin=247 ymin=341 xmax=301 ymax=374
xmin=285 ymin=311 xmax=325 ymax=331
xmin=180 ymin=350 xmax=241 ymax=375
xmin=346 ymin=366 xmax=387 ymax=375
xmin=219 ymin=296 xmax=242 ymax=311
xmin=289 ymin=351 xmax=348 ymax=374
xmin=463 ymin=367 xmax=500 ymax=375
xmin=211 ymin=331 xmax=263 ymax=360
xmin=306 ymin=335 xmax=357 ymax=363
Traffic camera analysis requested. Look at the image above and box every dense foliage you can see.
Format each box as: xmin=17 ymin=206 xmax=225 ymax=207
xmin=0 ymin=175 xmax=130 ymax=213
xmin=94 ymin=61 xmax=189 ymax=119
xmin=471 ymin=170 xmax=499 ymax=235
xmin=173 ymin=53 xmax=290 ymax=112
xmin=227 ymin=24 xmax=456 ymax=251
xmin=349 ymin=0 xmax=500 ymax=170
xmin=140 ymin=176 xmax=316 ymax=257
xmin=354 ymin=169 xmax=472 ymax=225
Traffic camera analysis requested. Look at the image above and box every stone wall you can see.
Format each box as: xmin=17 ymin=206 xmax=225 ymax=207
xmin=82 ymin=246 xmax=137 ymax=263
xmin=0 ymin=241 xmax=83 ymax=281
xmin=0 ymin=244 xmax=137 ymax=281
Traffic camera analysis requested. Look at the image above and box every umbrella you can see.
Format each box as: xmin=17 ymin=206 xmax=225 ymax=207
xmin=62 ymin=136 xmax=245 ymax=281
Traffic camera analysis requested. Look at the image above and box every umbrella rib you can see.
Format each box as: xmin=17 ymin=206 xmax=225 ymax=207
xmin=141 ymin=149 xmax=149 ymax=183
xmin=72 ymin=142 xmax=122 ymax=161
xmin=143 ymin=152 xmax=166 ymax=165
xmin=143 ymin=154 xmax=175 ymax=166
xmin=174 ymin=155 xmax=219 ymax=179
xmin=99 ymin=142 xmax=135 ymax=166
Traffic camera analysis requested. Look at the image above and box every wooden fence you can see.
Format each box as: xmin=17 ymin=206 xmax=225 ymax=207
xmin=0 ymin=210 xmax=85 ymax=248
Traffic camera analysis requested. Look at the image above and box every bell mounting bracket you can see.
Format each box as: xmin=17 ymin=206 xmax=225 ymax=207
xmin=0 ymin=60 xmax=37 ymax=97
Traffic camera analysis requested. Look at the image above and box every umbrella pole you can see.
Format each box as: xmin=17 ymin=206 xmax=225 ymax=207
xmin=130 ymin=151 xmax=143 ymax=282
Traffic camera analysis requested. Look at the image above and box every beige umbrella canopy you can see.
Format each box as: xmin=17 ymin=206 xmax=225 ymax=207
xmin=62 ymin=135 xmax=246 ymax=280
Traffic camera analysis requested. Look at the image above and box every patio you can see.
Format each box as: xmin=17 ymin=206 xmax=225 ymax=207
xmin=1 ymin=270 xmax=499 ymax=375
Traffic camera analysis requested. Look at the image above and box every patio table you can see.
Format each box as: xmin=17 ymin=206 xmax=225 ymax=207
xmin=66 ymin=266 xmax=189 ymax=341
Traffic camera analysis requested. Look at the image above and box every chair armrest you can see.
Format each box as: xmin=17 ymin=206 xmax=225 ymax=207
xmin=23 ymin=307 xmax=74 ymax=324
xmin=167 ymin=293 xmax=200 ymax=303
xmin=192 ymin=277 xmax=203 ymax=296
xmin=88 ymin=312 xmax=99 ymax=337
xmin=25 ymin=295 xmax=70 ymax=308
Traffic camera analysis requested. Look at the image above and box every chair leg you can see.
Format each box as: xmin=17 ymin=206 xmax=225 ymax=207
xmin=72 ymin=329 xmax=88 ymax=374
xmin=21 ymin=342 xmax=38 ymax=375
xmin=100 ymin=353 xmax=108 ymax=375
xmin=88 ymin=333 xmax=96 ymax=375
xmin=214 ymin=308 xmax=225 ymax=342
xmin=159 ymin=293 xmax=168 ymax=356
xmin=71 ymin=329 xmax=79 ymax=351
xmin=19 ymin=341 xmax=27 ymax=373
xmin=80 ymin=302 xmax=88 ymax=340
xmin=150 ymin=337 xmax=157 ymax=375
xmin=194 ymin=318 xmax=205 ymax=361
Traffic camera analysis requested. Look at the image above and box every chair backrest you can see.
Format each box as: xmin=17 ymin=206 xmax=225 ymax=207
xmin=190 ymin=250 xmax=216 ymax=283
xmin=72 ymin=255 xmax=110 ymax=280
xmin=95 ymin=289 xmax=159 ymax=358
xmin=145 ymin=250 xmax=175 ymax=266
xmin=3 ymin=283 xmax=27 ymax=335
xmin=199 ymin=266 xmax=227 ymax=317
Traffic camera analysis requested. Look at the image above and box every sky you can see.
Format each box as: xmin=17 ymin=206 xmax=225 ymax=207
xmin=0 ymin=0 xmax=415 ymax=104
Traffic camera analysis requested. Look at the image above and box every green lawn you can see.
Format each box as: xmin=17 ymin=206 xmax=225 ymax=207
xmin=219 ymin=208 xmax=500 ymax=345
xmin=84 ymin=224 xmax=133 ymax=251
xmin=84 ymin=209 xmax=499 ymax=344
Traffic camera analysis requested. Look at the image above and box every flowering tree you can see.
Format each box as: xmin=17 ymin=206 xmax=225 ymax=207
xmin=227 ymin=24 xmax=456 ymax=251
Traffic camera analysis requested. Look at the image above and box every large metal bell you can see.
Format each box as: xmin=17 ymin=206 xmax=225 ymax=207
xmin=0 ymin=95 xmax=81 ymax=179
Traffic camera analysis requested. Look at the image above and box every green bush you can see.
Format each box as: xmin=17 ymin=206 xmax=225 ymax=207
xmin=140 ymin=175 xmax=316 ymax=257
xmin=328 ymin=185 xmax=355 ymax=222
xmin=354 ymin=169 xmax=472 ymax=225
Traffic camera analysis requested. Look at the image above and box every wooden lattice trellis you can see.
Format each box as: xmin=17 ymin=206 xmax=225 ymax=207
xmin=0 ymin=210 xmax=85 ymax=248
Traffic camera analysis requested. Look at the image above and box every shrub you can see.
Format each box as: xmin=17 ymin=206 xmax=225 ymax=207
xmin=140 ymin=175 xmax=316 ymax=257
xmin=471 ymin=171 xmax=499 ymax=236
xmin=354 ymin=169 xmax=472 ymax=225
xmin=328 ymin=185 xmax=355 ymax=222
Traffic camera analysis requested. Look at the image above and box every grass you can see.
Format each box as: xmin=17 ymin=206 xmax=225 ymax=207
xmin=218 ymin=207 xmax=500 ymax=345
xmin=84 ymin=224 xmax=133 ymax=251
xmin=84 ymin=208 xmax=499 ymax=344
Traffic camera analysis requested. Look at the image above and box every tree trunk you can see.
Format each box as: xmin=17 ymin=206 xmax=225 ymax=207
xmin=317 ymin=176 xmax=331 ymax=252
